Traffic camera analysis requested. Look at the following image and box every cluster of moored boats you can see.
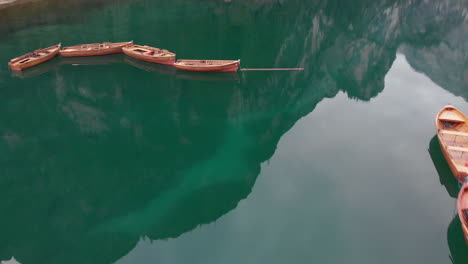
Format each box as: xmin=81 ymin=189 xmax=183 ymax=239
xmin=436 ymin=105 xmax=468 ymax=244
xmin=7 ymin=41 xmax=241 ymax=72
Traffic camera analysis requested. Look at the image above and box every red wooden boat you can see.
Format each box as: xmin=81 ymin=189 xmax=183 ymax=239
xmin=457 ymin=182 xmax=468 ymax=243
xmin=435 ymin=105 xmax=468 ymax=183
xmin=60 ymin=41 xmax=133 ymax=57
xmin=122 ymin=44 xmax=175 ymax=65
xmin=8 ymin=44 xmax=61 ymax=71
xmin=174 ymin=59 xmax=240 ymax=72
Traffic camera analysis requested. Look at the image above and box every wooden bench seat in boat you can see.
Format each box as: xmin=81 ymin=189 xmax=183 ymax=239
xmin=454 ymin=164 xmax=468 ymax=174
xmin=436 ymin=106 xmax=468 ymax=185
xmin=448 ymin=146 xmax=468 ymax=152
xmin=439 ymin=111 xmax=465 ymax=123
xmin=440 ymin=130 xmax=468 ymax=137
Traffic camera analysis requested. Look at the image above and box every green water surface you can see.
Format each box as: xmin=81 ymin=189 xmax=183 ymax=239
xmin=0 ymin=0 xmax=468 ymax=263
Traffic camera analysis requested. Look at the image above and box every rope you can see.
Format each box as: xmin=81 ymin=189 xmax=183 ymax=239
xmin=240 ymin=68 xmax=304 ymax=71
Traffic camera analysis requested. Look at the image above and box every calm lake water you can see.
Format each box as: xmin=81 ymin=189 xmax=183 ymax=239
xmin=1 ymin=0 xmax=468 ymax=263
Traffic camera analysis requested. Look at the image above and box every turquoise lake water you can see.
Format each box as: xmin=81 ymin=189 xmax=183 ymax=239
xmin=0 ymin=0 xmax=468 ymax=263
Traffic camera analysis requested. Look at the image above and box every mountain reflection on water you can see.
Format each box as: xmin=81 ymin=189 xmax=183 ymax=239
xmin=1 ymin=0 xmax=468 ymax=263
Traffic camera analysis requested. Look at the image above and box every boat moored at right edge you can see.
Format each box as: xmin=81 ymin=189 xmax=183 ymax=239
xmin=435 ymin=105 xmax=468 ymax=184
xmin=457 ymin=181 xmax=468 ymax=244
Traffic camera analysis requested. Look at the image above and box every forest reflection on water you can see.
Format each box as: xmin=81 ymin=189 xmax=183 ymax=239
xmin=1 ymin=0 xmax=468 ymax=263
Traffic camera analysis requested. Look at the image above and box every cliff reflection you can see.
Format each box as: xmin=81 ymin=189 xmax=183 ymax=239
xmin=0 ymin=51 xmax=321 ymax=263
xmin=0 ymin=64 xmax=258 ymax=264
xmin=1 ymin=0 xmax=468 ymax=263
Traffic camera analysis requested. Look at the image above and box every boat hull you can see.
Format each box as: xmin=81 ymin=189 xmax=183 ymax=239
xmin=122 ymin=45 xmax=175 ymax=66
xmin=174 ymin=60 xmax=240 ymax=72
xmin=60 ymin=42 xmax=132 ymax=57
xmin=8 ymin=44 xmax=61 ymax=71
xmin=60 ymin=49 xmax=122 ymax=57
xmin=457 ymin=182 xmax=468 ymax=244
xmin=435 ymin=105 xmax=468 ymax=183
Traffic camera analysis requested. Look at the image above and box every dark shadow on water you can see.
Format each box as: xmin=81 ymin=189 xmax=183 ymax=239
xmin=428 ymin=135 xmax=460 ymax=198
xmin=448 ymin=216 xmax=468 ymax=263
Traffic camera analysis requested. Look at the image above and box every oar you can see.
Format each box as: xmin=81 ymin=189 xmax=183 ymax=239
xmin=240 ymin=68 xmax=304 ymax=71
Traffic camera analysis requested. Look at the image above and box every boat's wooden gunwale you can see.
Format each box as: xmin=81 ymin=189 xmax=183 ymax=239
xmin=60 ymin=41 xmax=132 ymax=57
xmin=8 ymin=44 xmax=61 ymax=71
xmin=9 ymin=45 xmax=57 ymax=63
xmin=436 ymin=105 xmax=468 ymax=184
xmin=174 ymin=59 xmax=240 ymax=72
xmin=62 ymin=43 xmax=101 ymax=49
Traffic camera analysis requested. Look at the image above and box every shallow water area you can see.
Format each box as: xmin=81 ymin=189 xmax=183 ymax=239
xmin=0 ymin=1 xmax=468 ymax=264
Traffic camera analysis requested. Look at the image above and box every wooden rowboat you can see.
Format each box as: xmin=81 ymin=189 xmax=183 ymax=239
xmin=174 ymin=59 xmax=240 ymax=72
xmin=435 ymin=105 xmax=468 ymax=183
xmin=122 ymin=44 xmax=175 ymax=65
xmin=457 ymin=182 xmax=468 ymax=244
xmin=60 ymin=41 xmax=133 ymax=57
xmin=8 ymin=44 xmax=61 ymax=71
